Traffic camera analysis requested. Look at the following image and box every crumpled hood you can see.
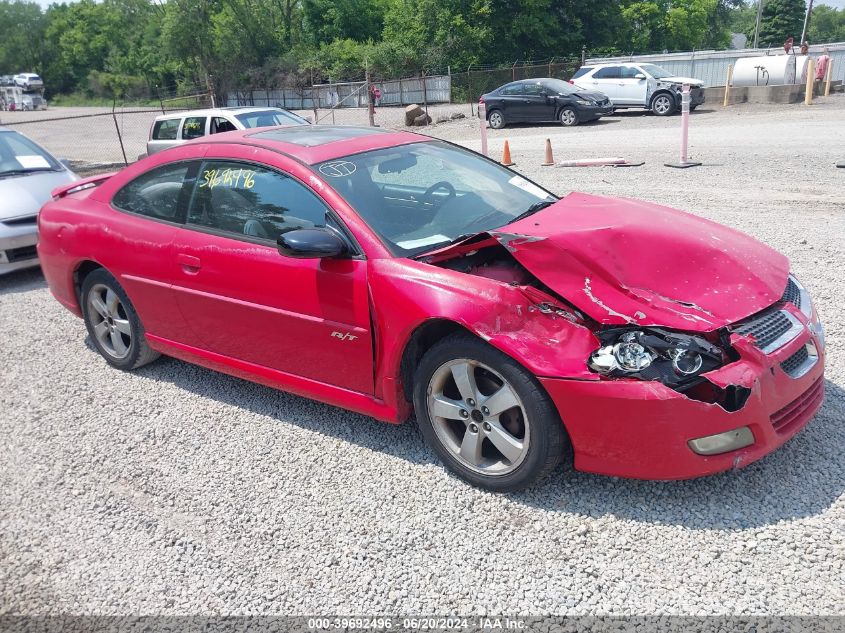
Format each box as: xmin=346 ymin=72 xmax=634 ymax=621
xmin=493 ymin=192 xmax=789 ymax=331
xmin=0 ymin=170 xmax=78 ymax=221
xmin=661 ymin=76 xmax=703 ymax=87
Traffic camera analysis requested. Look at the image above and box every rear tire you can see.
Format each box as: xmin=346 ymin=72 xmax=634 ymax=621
xmin=413 ymin=333 xmax=569 ymax=492
xmin=559 ymin=107 xmax=579 ymax=127
xmin=487 ymin=109 xmax=505 ymax=129
xmin=81 ymin=269 xmax=160 ymax=371
xmin=651 ymin=93 xmax=677 ymax=116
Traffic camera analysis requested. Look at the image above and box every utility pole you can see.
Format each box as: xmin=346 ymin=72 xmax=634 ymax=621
xmin=801 ymin=0 xmax=815 ymax=45
xmin=753 ymin=0 xmax=765 ymax=49
xmin=365 ymin=62 xmax=374 ymax=127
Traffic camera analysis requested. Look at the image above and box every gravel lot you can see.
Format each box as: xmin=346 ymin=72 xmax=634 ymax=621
xmin=1 ymin=97 xmax=844 ymax=617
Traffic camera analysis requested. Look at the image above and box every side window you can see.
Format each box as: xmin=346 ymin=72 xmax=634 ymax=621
xmin=501 ymin=84 xmax=524 ymax=96
xmin=187 ymin=161 xmax=328 ymax=241
xmin=181 ymin=117 xmax=207 ymax=140
xmin=522 ymin=83 xmax=545 ymax=96
xmin=152 ymin=118 xmax=180 ymax=140
xmin=112 ymin=162 xmax=192 ymax=222
xmin=593 ymin=67 xmax=621 ymax=79
xmin=210 ymin=117 xmax=237 ymax=134
xmin=572 ymin=67 xmax=592 ymax=79
xmin=621 ymin=66 xmax=642 ymax=79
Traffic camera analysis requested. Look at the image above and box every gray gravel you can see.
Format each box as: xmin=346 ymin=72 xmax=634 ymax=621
xmin=1 ymin=97 xmax=844 ymax=616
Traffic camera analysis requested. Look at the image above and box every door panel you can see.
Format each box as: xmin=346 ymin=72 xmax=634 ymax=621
xmin=103 ymin=160 xmax=200 ymax=342
xmin=171 ymin=158 xmax=375 ymax=394
xmin=616 ymin=67 xmax=648 ymax=105
xmin=171 ymin=230 xmax=374 ymax=394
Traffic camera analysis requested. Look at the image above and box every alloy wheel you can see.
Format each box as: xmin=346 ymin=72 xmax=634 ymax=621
xmin=87 ymin=283 xmax=132 ymax=360
xmin=653 ymin=95 xmax=672 ymax=115
xmin=560 ymin=109 xmax=577 ymax=126
xmin=488 ymin=111 xmax=503 ymax=129
xmin=426 ymin=358 xmax=530 ymax=475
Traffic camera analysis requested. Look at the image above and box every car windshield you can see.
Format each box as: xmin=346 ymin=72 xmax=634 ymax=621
xmin=315 ymin=140 xmax=556 ymax=257
xmin=543 ymin=79 xmax=580 ymax=95
xmin=235 ymin=109 xmax=307 ymax=128
xmin=0 ymin=131 xmax=60 ymax=177
xmin=639 ymin=64 xmax=674 ymax=79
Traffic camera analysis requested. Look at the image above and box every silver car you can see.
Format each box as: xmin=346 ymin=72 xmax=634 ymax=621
xmin=0 ymin=127 xmax=78 ymax=275
xmin=146 ymin=106 xmax=309 ymax=156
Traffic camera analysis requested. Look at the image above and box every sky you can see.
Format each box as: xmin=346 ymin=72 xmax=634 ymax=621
xmin=25 ymin=0 xmax=845 ymax=10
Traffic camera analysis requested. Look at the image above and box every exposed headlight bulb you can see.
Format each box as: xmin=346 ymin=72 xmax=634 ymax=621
xmin=668 ymin=348 xmax=703 ymax=375
xmin=613 ymin=332 xmax=654 ymax=371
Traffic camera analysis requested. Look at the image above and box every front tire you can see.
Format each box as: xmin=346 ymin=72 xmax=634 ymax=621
xmin=651 ymin=93 xmax=677 ymax=116
xmin=487 ymin=109 xmax=505 ymax=129
xmin=413 ymin=333 xmax=569 ymax=492
xmin=559 ymin=107 xmax=579 ymax=127
xmin=81 ymin=269 xmax=160 ymax=371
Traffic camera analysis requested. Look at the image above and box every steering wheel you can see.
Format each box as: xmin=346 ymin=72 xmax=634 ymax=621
xmin=421 ymin=181 xmax=456 ymax=209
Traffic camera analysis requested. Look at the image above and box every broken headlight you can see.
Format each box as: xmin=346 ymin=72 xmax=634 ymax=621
xmin=588 ymin=328 xmax=725 ymax=387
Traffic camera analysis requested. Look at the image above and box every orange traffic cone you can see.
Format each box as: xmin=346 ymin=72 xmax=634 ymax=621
xmin=541 ymin=138 xmax=555 ymax=166
xmin=500 ymin=140 xmax=515 ymax=166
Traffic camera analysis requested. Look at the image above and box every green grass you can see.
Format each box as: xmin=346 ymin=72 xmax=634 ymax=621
xmin=49 ymin=92 xmax=205 ymax=109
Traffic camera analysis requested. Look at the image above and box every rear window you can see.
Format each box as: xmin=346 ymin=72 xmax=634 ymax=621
xmin=181 ymin=116 xmax=207 ymax=140
xmin=152 ymin=118 xmax=180 ymax=141
xmin=593 ymin=67 xmax=622 ymax=79
xmin=234 ymin=109 xmax=307 ymax=128
xmin=572 ymin=67 xmax=593 ymax=79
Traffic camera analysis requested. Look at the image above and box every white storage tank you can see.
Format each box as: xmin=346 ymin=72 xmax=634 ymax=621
xmin=732 ymin=55 xmax=797 ymax=86
xmin=794 ymin=55 xmax=810 ymax=84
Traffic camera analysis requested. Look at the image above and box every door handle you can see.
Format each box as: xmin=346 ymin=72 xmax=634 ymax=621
xmin=177 ymin=253 xmax=201 ymax=273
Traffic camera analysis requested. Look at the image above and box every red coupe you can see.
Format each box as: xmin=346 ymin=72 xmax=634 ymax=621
xmin=37 ymin=126 xmax=826 ymax=490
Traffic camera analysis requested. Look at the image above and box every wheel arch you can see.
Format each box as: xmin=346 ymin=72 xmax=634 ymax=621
xmin=650 ymin=89 xmax=678 ymax=107
xmin=399 ymin=318 xmax=474 ymax=402
xmin=73 ymin=259 xmax=105 ymax=305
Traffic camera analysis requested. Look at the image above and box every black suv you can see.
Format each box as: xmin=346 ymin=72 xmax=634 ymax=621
xmin=481 ymin=78 xmax=614 ymax=129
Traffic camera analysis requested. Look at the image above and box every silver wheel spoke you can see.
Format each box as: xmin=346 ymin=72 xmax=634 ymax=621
xmin=486 ymin=422 xmax=524 ymax=463
xmin=431 ymin=395 xmax=466 ymax=421
xmin=113 ymin=318 xmax=131 ymax=335
xmin=483 ymin=383 xmax=519 ymax=417
xmin=105 ymin=289 xmax=120 ymax=316
xmin=90 ymin=295 xmax=109 ymax=318
xmin=459 ymin=429 xmax=484 ymax=466
xmin=93 ymin=320 xmax=109 ymax=343
xmin=110 ymin=330 xmax=128 ymax=356
xmin=450 ymin=362 xmax=479 ymax=403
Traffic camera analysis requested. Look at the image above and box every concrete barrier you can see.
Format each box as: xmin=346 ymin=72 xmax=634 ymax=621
xmin=705 ymin=80 xmax=843 ymax=106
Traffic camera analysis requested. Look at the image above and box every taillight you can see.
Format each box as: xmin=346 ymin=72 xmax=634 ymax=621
xmin=568 ymin=80 xmax=574 ymax=85
xmin=479 ymin=97 xmax=485 ymax=104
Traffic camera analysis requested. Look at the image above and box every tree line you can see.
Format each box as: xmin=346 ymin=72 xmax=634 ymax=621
xmin=0 ymin=0 xmax=842 ymax=100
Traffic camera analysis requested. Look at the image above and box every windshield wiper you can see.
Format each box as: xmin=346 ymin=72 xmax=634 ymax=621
xmin=509 ymin=198 xmax=556 ymax=224
xmin=0 ymin=168 xmax=56 ymax=178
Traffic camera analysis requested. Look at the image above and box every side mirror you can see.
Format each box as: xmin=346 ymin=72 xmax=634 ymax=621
xmin=277 ymin=227 xmax=347 ymax=259
xmin=634 ymin=73 xmax=646 ymax=80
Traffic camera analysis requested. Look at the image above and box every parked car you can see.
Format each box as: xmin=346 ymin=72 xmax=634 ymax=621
xmin=480 ymin=78 xmax=613 ymax=129
xmin=146 ymin=107 xmax=309 ymax=156
xmin=0 ymin=127 xmax=78 ymax=274
xmin=38 ymin=126 xmax=824 ymax=491
xmin=0 ymin=75 xmax=14 ymax=86
xmin=13 ymin=73 xmax=44 ymax=91
xmin=571 ymin=62 xmax=705 ymax=116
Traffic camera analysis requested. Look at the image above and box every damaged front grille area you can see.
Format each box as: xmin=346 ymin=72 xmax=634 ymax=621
xmin=734 ymin=309 xmax=802 ymax=354
xmin=781 ymin=277 xmax=802 ymax=309
xmin=771 ymin=377 xmax=824 ymax=435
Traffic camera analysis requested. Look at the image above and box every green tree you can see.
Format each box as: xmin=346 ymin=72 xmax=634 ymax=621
xmin=758 ymin=0 xmax=807 ymax=46
xmin=808 ymin=4 xmax=845 ymax=43
xmin=0 ymin=1 xmax=45 ymax=74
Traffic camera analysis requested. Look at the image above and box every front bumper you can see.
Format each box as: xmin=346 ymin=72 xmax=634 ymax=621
xmin=0 ymin=221 xmax=39 ymax=274
xmin=577 ymin=103 xmax=615 ymax=119
xmin=541 ymin=307 xmax=825 ymax=480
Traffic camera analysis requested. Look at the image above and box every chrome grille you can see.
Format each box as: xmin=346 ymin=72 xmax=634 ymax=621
xmin=780 ymin=345 xmax=808 ymax=375
xmin=734 ymin=309 xmax=802 ymax=354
